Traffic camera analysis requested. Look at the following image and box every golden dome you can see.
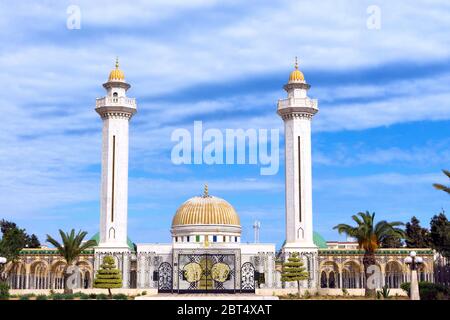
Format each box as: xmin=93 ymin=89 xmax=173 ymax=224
xmin=108 ymin=57 xmax=125 ymax=81
xmin=172 ymin=185 xmax=240 ymax=226
xmin=288 ymin=57 xmax=305 ymax=83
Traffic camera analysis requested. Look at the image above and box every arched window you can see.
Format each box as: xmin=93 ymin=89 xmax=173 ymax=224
xmin=385 ymin=261 xmax=403 ymax=288
xmin=329 ymin=271 xmax=336 ymax=288
xmin=297 ymin=227 xmax=304 ymax=239
xmin=320 ymin=271 xmax=328 ymax=288
xmin=109 ymin=227 xmax=115 ymax=239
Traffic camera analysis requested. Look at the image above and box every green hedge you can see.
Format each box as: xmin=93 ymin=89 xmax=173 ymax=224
xmin=96 ymin=293 xmax=109 ymax=300
xmin=0 ymin=282 xmax=9 ymax=300
xmin=112 ymin=293 xmax=128 ymax=300
xmin=401 ymin=282 xmax=450 ymax=300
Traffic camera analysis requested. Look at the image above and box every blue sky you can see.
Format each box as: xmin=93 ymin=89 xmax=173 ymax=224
xmin=0 ymin=1 xmax=449 ymax=248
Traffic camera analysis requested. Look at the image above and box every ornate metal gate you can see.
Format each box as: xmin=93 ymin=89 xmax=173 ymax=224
xmin=241 ymin=262 xmax=255 ymax=292
xmin=177 ymin=254 xmax=236 ymax=293
xmin=158 ymin=262 xmax=173 ymax=292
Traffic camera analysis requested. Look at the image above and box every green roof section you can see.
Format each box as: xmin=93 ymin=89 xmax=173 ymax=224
xmin=90 ymin=232 xmax=136 ymax=251
xmin=20 ymin=249 xmax=94 ymax=255
xmin=280 ymin=231 xmax=328 ymax=249
xmin=313 ymin=231 xmax=328 ymax=249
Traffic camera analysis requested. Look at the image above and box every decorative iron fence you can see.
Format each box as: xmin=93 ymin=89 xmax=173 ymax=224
xmin=434 ymin=264 xmax=450 ymax=287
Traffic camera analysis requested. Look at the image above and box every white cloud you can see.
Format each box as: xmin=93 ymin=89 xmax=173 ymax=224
xmin=0 ymin=0 xmax=449 ymax=242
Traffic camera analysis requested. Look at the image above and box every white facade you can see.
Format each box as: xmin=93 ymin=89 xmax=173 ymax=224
xmin=277 ymin=74 xmax=318 ymax=249
xmin=277 ymin=64 xmax=319 ymax=289
xmin=7 ymin=61 xmax=437 ymax=295
xmin=95 ymin=64 xmax=137 ymax=249
xmin=90 ymin=60 xmax=317 ymax=291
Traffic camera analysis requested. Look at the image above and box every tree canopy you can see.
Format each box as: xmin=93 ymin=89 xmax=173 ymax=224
xmin=405 ymin=216 xmax=431 ymax=248
xmin=46 ymin=229 xmax=96 ymax=265
xmin=0 ymin=220 xmax=41 ymax=263
xmin=429 ymin=212 xmax=450 ymax=258
xmin=333 ymin=211 xmax=405 ymax=253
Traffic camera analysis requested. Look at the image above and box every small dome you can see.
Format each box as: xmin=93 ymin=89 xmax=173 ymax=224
xmin=313 ymin=231 xmax=328 ymax=249
xmin=108 ymin=57 xmax=125 ymax=81
xmin=172 ymin=185 xmax=240 ymax=226
xmin=288 ymin=57 xmax=305 ymax=83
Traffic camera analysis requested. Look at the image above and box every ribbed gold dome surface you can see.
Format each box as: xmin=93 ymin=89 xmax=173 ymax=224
xmin=108 ymin=57 xmax=125 ymax=81
xmin=172 ymin=186 xmax=240 ymax=226
xmin=289 ymin=69 xmax=305 ymax=82
xmin=288 ymin=57 xmax=305 ymax=83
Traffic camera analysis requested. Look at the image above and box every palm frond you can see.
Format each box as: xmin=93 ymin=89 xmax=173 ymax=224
xmin=46 ymin=229 xmax=96 ymax=265
xmin=442 ymin=169 xmax=450 ymax=179
xmin=433 ymin=183 xmax=450 ymax=193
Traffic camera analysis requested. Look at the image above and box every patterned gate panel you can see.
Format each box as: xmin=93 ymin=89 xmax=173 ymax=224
xmin=241 ymin=262 xmax=255 ymax=292
xmin=178 ymin=254 xmax=236 ymax=293
xmin=158 ymin=262 xmax=173 ymax=292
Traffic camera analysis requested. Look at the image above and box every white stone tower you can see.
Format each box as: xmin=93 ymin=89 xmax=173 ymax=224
xmin=278 ymin=58 xmax=318 ymax=287
xmin=95 ymin=58 xmax=137 ymax=249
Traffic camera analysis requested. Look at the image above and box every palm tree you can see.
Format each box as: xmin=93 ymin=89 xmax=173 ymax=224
xmin=433 ymin=169 xmax=450 ymax=194
xmin=333 ymin=211 xmax=405 ymax=297
xmin=46 ymin=229 xmax=96 ymax=294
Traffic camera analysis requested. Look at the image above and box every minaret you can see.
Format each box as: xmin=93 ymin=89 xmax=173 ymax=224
xmin=95 ymin=58 xmax=137 ymax=248
xmin=253 ymin=220 xmax=261 ymax=243
xmin=278 ymin=58 xmax=318 ymax=250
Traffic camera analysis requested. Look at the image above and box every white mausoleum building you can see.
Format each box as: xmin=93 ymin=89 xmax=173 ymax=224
xmin=4 ymin=60 xmax=434 ymax=294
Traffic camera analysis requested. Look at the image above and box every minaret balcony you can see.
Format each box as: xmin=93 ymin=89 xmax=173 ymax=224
xmin=277 ymin=97 xmax=318 ymax=117
xmin=96 ymin=97 xmax=136 ymax=109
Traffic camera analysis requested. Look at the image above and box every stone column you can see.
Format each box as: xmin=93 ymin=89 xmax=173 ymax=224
xmin=122 ymin=253 xmax=130 ymax=289
xmin=267 ymin=253 xmax=274 ymax=288
xmin=410 ymin=270 xmax=420 ymax=300
xmin=138 ymin=253 xmax=146 ymax=289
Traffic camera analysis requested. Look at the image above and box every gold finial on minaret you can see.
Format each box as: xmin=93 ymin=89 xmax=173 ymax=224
xmin=288 ymin=56 xmax=305 ymax=83
xmin=108 ymin=56 xmax=125 ymax=81
xmin=203 ymin=184 xmax=209 ymax=197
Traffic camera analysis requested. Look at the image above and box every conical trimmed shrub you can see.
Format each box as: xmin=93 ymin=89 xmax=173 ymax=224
xmin=94 ymin=255 xmax=122 ymax=297
xmin=281 ymin=252 xmax=309 ymax=296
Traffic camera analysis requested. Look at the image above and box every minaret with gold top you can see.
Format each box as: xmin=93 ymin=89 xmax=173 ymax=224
xmin=95 ymin=58 xmax=137 ymax=249
xmin=278 ymin=58 xmax=318 ymax=252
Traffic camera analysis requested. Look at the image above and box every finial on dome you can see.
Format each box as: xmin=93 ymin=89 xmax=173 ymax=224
xmin=108 ymin=57 xmax=125 ymax=82
xmin=203 ymin=184 xmax=209 ymax=197
xmin=288 ymin=56 xmax=305 ymax=83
